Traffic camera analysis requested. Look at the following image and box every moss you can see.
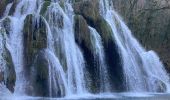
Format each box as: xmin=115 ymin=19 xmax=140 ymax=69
xmin=23 ymin=14 xmax=47 ymax=69
xmin=74 ymin=15 xmax=92 ymax=50
xmin=73 ymin=0 xmax=99 ymax=23
xmin=40 ymin=1 xmax=51 ymax=16
xmin=73 ymin=0 xmax=113 ymax=43
xmin=94 ymin=17 xmax=113 ymax=43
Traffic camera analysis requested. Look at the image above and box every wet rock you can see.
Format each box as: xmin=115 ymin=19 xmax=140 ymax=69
xmin=74 ymin=15 xmax=92 ymax=50
xmin=0 ymin=72 xmax=4 ymax=82
xmin=32 ymin=50 xmax=63 ymax=97
xmin=3 ymin=46 xmax=16 ymax=93
xmin=73 ymin=1 xmax=124 ymax=92
xmin=23 ymin=14 xmax=47 ymax=70
xmin=32 ymin=50 xmax=49 ymax=97
xmin=0 ymin=0 xmax=14 ymax=17
xmin=40 ymin=1 xmax=51 ymax=16
xmin=0 ymin=27 xmax=16 ymax=93
xmin=1 ymin=17 xmax=11 ymax=35
xmin=74 ymin=14 xmax=99 ymax=92
xmin=73 ymin=0 xmax=99 ymax=24
xmin=73 ymin=0 xmax=113 ymax=43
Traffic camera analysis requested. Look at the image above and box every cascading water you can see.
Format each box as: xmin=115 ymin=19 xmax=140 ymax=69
xmin=44 ymin=2 xmax=87 ymax=96
xmin=88 ymin=26 xmax=110 ymax=92
xmin=3 ymin=0 xmax=42 ymax=95
xmin=100 ymin=0 xmax=170 ymax=92
xmin=0 ymin=0 xmax=170 ymax=99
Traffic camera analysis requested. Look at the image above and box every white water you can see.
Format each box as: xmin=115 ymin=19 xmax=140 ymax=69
xmin=88 ymin=26 xmax=110 ymax=92
xmin=2 ymin=3 xmax=13 ymax=19
xmin=100 ymin=0 xmax=170 ymax=92
xmin=44 ymin=49 xmax=68 ymax=97
xmin=0 ymin=0 xmax=170 ymax=99
xmin=44 ymin=2 xmax=86 ymax=96
xmin=6 ymin=0 xmax=39 ymax=95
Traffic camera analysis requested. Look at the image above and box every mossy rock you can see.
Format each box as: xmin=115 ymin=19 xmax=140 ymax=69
xmin=74 ymin=15 xmax=99 ymax=92
xmin=40 ymin=1 xmax=51 ymax=16
xmin=73 ymin=0 xmax=99 ymax=23
xmin=23 ymin=14 xmax=47 ymax=69
xmin=2 ymin=17 xmax=11 ymax=35
xmin=32 ymin=50 xmax=49 ymax=97
xmin=3 ymin=46 xmax=16 ymax=93
xmin=32 ymin=50 xmax=64 ymax=97
xmin=0 ymin=27 xmax=16 ymax=93
xmin=0 ymin=0 xmax=14 ymax=17
xmin=73 ymin=0 xmax=123 ymax=91
xmin=73 ymin=0 xmax=113 ymax=43
xmin=74 ymin=15 xmax=92 ymax=50
xmin=94 ymin=17 xmax=113 ymax=43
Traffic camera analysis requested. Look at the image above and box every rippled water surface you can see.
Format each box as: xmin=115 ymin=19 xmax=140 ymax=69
xmin=1 ymin=93 xmax=170 ymax=100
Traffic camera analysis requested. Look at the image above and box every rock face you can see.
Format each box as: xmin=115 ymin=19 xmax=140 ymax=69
xmin=112 ymin=0 xmax=170 ymax=72
xmin=0 ymin=26 xmax=16 ymax=93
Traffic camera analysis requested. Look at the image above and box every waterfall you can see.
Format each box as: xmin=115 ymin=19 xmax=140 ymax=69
xmin=100 ymin=0 xmax=170 ymax=92
xmin=2 ymin=3 xmax=13 ymax=19
xmin=6 ymin=0 xmax=39 ymax=95
xmin=0 ymin=0 xmax=170 ymax=98
xmin=44 ymin=2 xmax=87 ymax=96
xmin=88 ymin=26 xmax=110 ymax=92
